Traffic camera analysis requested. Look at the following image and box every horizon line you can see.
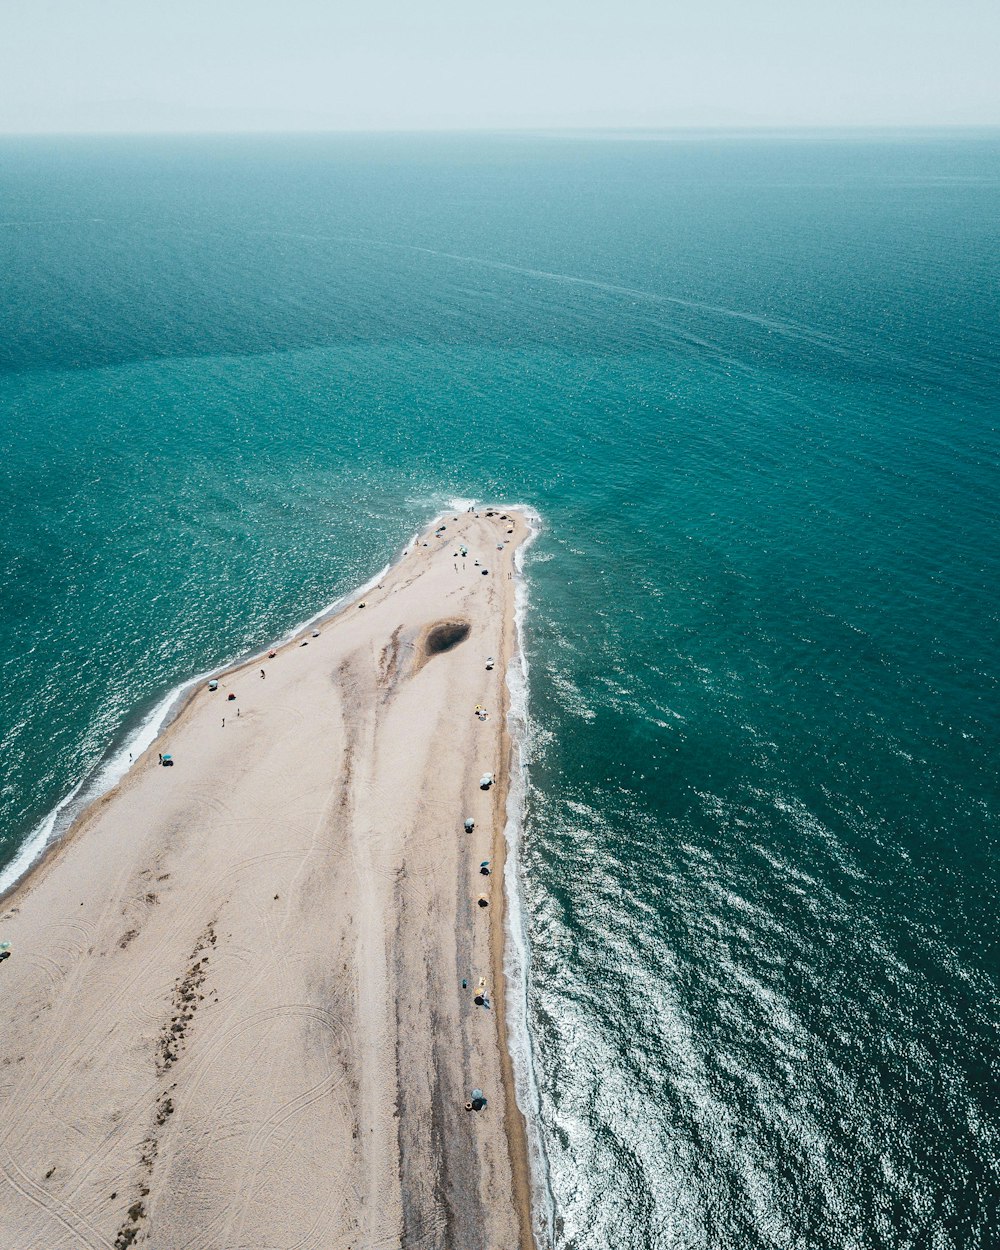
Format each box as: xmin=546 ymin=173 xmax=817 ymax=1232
xmin=1 ymin=122 xmax=999 ymax=140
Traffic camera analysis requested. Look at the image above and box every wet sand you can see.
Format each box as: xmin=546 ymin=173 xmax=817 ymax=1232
xmin=0 ymin=508 xmax=534 ymax=1250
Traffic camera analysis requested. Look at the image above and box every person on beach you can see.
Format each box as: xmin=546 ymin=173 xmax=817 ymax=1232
xmin=222 ymin=719 xmax=225 ymax=728
xmin=158 ymin=753 xmax=162 ymax=765
xmin=260 ymin=668 xmax=265 ymax=679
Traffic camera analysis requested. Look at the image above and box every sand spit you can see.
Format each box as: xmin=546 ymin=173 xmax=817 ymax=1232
xmin=0 ymin=509 xmax=534 ymax=1250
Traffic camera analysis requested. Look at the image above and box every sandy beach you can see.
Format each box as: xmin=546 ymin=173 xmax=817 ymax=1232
xmin=0 ymin=508 xmax=534 ymax=1249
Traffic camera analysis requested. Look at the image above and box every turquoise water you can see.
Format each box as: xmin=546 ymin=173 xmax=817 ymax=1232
xmin=1 ymin=132 xmax=998 ymax=1247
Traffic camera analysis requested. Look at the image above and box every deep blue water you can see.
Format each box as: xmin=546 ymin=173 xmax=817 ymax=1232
xmin=1 ymin=131 xmax=998 ymax=1248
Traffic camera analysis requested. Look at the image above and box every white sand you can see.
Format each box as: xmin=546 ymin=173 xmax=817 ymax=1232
xmin=0 ymin=508 xmax=533 ymax=1249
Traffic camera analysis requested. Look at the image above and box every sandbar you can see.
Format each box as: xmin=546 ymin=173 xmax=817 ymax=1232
xmin=0 ymin=508 xmax=534 ymax=1249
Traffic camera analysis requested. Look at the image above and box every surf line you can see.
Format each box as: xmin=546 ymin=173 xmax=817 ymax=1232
xmin=502 ymin=506 xmax=557 ymax=1249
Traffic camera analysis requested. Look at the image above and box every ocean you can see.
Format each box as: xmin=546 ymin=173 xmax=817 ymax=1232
xmin=1 ymin=131 xmax=997 ymax=1248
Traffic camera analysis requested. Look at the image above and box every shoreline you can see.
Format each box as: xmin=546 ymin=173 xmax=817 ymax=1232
xmin=490 ymin=517 xmax=538 ymax=1250
xmin=503 ymin=519 xmax=557 ymax=1250
xmin=0 ymin=547 xmax=400 ymax=903
xmin=0 ymin=506 xmax=540 ymax=1248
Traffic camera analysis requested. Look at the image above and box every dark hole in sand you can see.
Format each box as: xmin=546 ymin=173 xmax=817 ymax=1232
xmin=425 ymin=620 xmax=471 ymax=656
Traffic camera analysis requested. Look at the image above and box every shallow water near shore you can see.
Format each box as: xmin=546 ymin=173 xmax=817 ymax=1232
xmin=1 ymin=131 xmax=998 ymax=1248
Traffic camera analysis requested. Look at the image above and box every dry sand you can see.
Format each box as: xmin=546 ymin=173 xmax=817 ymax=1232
xmin=0 ymin=508 xmax=534 ymax=1250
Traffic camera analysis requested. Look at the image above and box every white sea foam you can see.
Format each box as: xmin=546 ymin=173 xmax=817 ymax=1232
xmin=502 ymin=505 xmax=557 ymax=1249
xmin=0 ymin=779 xmax=85 ymax=899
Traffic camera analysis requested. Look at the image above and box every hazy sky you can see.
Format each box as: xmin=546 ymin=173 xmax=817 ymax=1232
xmin=1 ymin=0 xmax=997 ymax=133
